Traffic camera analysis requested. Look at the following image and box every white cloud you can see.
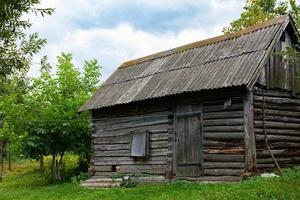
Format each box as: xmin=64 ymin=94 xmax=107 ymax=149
xmin=28 ymin=0 xmax=245 ymax=81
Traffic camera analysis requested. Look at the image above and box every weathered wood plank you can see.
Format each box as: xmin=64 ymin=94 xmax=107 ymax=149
xmin=203 ymin=154 xmax=244 ymax=162
xmin=204 ymin=169 xmax=244 ymax=176
xmin=255 ymin=121 xmax=300 ymax=130
xmin=203 ymin=111 xmax=243 ymax=120
xmin=203 ymin=126 xmax=244 ymax=133
xmin=255 ymin=134 xmax=300 ymax=142
xmin=203 ymin=140 xmax=243 ymax=147
xmin=203 ymin=118 xmax=243 ymax=126
xmin=93 ymin=157 xmax=167 ymax=166
xmin=203 ymin=103 xmax=243 ymax=113
xmin=255 ymin=128 xmax=300 ymax=136
xmin=180 ymin=176 xmax=241 ymax=182
xmin=254 ymin=115 xmax=300 ymax=124
xmin=203 ymin=132 xmax=244 ymax=140
xmin=203 ymin=162 xmax=245 ymax=169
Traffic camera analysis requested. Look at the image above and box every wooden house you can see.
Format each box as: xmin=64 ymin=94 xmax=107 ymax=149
xmin=80 ymin=15 xmax=300 ymax=183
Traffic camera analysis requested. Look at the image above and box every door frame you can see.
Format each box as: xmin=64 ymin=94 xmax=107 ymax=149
xmin=173 ymin=104 xmax=203 ymax=177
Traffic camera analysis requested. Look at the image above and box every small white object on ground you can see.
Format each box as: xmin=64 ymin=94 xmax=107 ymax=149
xmin=260 ymin=173 xmax=279 ymax=178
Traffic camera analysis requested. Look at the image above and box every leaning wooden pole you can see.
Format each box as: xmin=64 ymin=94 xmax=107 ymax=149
xmin=262 ymin=89 xmax=282 ymax=175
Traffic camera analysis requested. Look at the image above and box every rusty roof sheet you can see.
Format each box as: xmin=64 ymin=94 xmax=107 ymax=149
xmin=80 ymin=15 xmax=290 ymax=111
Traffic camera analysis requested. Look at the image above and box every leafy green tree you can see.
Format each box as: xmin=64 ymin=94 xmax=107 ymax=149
xmin=223 ymin=0 xmax=300 ymax=33
xmin=0 ymin=1 xmax=54 ymax=160
xmin=20 ymin=53 xmax=101 ymax=181
xmin=0 ymin=0 xmax=54 ymax=79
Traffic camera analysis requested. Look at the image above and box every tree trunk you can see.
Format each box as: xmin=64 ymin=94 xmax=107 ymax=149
xmin=51 ymin=154 xmax=57 ymax=180
xmin=51 ymin=153 xmax=65 ymax=181
xmin=8 ymin=142 xmax=11 ymax=172
xmin=39 ymin=156 xmax=44 ymax=172
xmin=57 ymin=152 xmax=64 ymax=181
xmin=0 ymin=143 xmax=3 ymax=181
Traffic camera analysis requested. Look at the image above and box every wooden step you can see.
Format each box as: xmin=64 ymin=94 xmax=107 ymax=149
xmin=80 ymin=177 xmax=122 ymax=188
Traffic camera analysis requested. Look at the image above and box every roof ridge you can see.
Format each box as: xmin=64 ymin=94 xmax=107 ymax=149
xmin=119 ymin=14 xmax=288 ymax=69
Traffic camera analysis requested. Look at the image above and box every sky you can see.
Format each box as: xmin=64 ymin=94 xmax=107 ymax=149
xmin=28 ymin=0 xmax=247 ymax=81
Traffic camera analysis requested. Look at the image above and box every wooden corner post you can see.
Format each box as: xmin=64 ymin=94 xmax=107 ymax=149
xmin=243 ymin=89 xmax=257 ymax=172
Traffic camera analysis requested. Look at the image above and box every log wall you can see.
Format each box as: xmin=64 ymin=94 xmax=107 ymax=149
xmin=90 ymin=89 xmax=246 ymax=180
xmin=90 ymin=102 xmax=173 ymax=177
xmin=253 ymin=86 xmax=300 ymax=171
xmin=201 ymin=94 xmax=245 ymax=179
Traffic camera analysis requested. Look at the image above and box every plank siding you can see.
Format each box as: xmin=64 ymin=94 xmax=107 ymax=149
xmin=90 ymin=103 xmax=173 ymax=177
xmin=202 ymin=93 xmax=245 ymax=178
xmin=253 ymin=86 xmax=300 ymax=171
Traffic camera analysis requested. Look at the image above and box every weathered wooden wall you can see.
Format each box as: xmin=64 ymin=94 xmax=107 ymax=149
xmin=172 ymin=90 xmax=246 ymax=181
xmin=90 ymin=89 xmax=247 ymax=180
xmin=90 ymin=101 xmax=173 ymax=177
xmin=201 ymin=93 xmax=245 ymax=181
xmin=253 ymin=86 xmax=300 ymax=171
xmin=257 ymin=30 xmax=300 ymax=94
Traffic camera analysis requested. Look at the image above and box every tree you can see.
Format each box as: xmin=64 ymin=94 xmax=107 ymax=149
xmin=20 ymin=53 xmax=101 ymax=181
xmin=0 ymin=0 xmax=54 ymax=80
xmin=223 ymin=0 xmax=300 ymax=33
xmin=0 ymin=1 xmax=54 ymax=162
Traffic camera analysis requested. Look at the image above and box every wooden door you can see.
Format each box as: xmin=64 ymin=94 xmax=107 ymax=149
xmin=175 ymin=105 xmax=203 ymax=177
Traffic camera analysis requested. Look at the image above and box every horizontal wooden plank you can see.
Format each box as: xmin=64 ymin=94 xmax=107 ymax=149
xmin=203 ymin=162 xmax=245 ymax=169
xmin=93 ymin=124 xmax=169 ymax=138
xmin=257 ymin=163 xmax=297 ymax=169
xmin=257 ymin=157 xmax=300 ymax=164
xmin=179 ymin=176 xmax=241 ymax=182
xmin=255 ymin=121 xmax=300 ymax=130
xmin=118 ymin=165 xmax=166 ymax=174
xmin=256 ymin=141 xmax=300 ymax=149
xmin=203 ymin=140 xmax=243 ymax=147
xmin=93 ymin=148 xmax=169 ymax=157
xmin=203 ymin=132 xmax=244 ymax=140
xmin=204 ymin=154 xmax=244 ymax=162
xmin=253 ymin=87 xmax=292 ymax=98
xmin=203 ymin=111 xmax=243 ymax=120
xmin=93 ymin=144 xmax=130 ymax=151
xmin=254 ymin=115 xmax=300 ymax=124
xmin=204 ymin=169 xmax=244 ymax=176
xmin=254 ymin=96 xmax=300 ymax=106
xmin=93 ymin=132 xmax=168 ymax=144
xmin=254 ymin=102 xmax=300 ymax=112
xmin=93 ymin=165 xmax=167 ymax=175
xmin=256 ymin=134 xmax=300 ymax=142
xmin=102 ymin=119 xmax=171 ymax=132
xmin=204 ymin=146 xmax=244 ymax=154
xmin=254 ymin=108 xmax=300 ymax=118
xmin=203 ymin=103 xmax=243 ymax=113
xmin=257 ymin=149 xmax=300 ymax=158
xmin=93 ymin=157 xmax=167 ymax=166
xmin=255 ymin=128 xmax=300 ymax=136
xmin=203 ymin=118 xmax=243 ymax=126
xmin=203 ymin=126 xmax=244 ymax=133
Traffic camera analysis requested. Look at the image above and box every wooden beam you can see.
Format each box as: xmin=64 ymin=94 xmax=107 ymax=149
xmin=243 ymin=89 xmax=257 ymax=172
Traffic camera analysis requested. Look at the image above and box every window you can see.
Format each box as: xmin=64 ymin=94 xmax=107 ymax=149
xmin=130 ymin=131 xmax=149 ymax=158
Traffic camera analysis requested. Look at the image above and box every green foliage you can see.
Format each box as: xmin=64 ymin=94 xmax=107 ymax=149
xmin=0 ymin=0 xmax=54 ymax=79
xmin=119 ymin=177 xmax=138 ymax=188
xmin=16 ymin=53 xmax=101 ymax=180
xmin=71 ymin=172 xmax=89 ymax=184
xmin=223 ymin=0 xmax=300 ymax=33
xmin=1 ymin=161 xmax=300 ymax=200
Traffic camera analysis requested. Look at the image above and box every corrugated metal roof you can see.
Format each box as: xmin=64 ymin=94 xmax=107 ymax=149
xmin=80 ymin=15 xmax=290 ymax=111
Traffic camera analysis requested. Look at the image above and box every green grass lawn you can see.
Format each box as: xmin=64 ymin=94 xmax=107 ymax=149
xmin=1 ymin=160 xmax=300 ymax=200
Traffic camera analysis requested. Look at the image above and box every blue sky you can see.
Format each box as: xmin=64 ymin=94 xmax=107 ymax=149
xmin=28 ymin=0 xmax=247 ymax=80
